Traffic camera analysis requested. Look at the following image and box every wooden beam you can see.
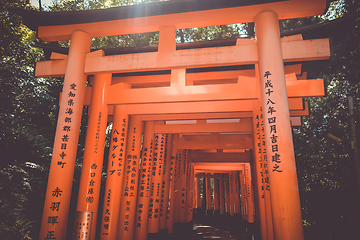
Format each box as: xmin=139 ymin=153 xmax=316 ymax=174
xmin=35 ymin=60 xmax=300 ymax=80
xmin=106 ymin=79 xmax=322 ymax=104
xmin=35 ymin=59 xmax=67 ymax=78
xmin=62 ymin=88 xmax=307 ymax=116
xmin=108 ymin=98 xmax=304 ymax=118
xmin=85 ymin=43 xmax=256 ymax=74
xmin=177 ymin=135 xmax=253 ymax=150
xmin=191 ymin=158 xmax=250 ymax=163
xmin=107 ymin=78 xmax=257 ymax=104
xmin=188 ymin=69 xmax=254 ymax=86
xmin=154 ymin=119 xmax=252 ymax=134
xmin=282 ymin=38 xmax=330 ymax=62
xmin=196 ymin=172 xmax=230 ymax=177
xmin=289 ymin=101 xmax=310 ymax=117
xmin=104 ymin=100 xmax=306 ymax=117
xmin=193 ymin=163 xmax=245 ymax=171
xmin=82 ymin=83 xmax=307 ymax=107
xmin=83 ymin=39 xmax=329 ymax=74
xmin=178 ymin=140 xmax=253 ymax=150
xmin=286 ymin=79 xmax=325 ymax=98
xmin=141 ymin=112 xmax=253 ymax=121
xmin=182 ymin=134 xmax=252 ymax=142
xmin=36 ymin=0 xmax=327 ymax=41
xmin=189 ymin=151 xmax=251 ymax=163
xmin=124 ymin=100 xmax=255 ymax=115
xmin=290 ymin=117 xmax=302 ymax=126
xmin=288 ymin=98 xmax=303 ymax=110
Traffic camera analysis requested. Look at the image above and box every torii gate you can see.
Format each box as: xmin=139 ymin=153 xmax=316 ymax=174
xmin=20 ymin=1 xmax=330 ymax=240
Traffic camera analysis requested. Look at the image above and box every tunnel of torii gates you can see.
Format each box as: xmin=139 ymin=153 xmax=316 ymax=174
xmin=20 ymin=0 xmax=331 ymax=240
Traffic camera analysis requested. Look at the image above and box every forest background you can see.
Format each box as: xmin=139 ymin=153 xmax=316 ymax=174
xmin=0 ymin=0 xmax=359 ymax=239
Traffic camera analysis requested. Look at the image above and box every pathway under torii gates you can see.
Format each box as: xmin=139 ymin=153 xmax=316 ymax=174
xmin=19 ymin=0 xmax=330 ymax=240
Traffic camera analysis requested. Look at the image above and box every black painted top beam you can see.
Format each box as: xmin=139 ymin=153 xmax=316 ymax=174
xmin=17 ymin=0 xmax=286 ymax=31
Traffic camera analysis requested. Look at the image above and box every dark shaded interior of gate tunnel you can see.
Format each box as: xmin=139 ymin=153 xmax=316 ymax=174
xmin=147 ymin=209 xmax=255 ymax=240
xmin=63 ymin=176 xmax=255 ymax=240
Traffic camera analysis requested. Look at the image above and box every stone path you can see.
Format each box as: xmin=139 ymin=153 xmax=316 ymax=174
xmin=190 ymin=221 xmax=253 ymax=240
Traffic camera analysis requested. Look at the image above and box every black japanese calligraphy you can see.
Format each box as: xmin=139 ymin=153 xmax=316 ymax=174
xmin=52 ymin=187 xmax=62 ymax=197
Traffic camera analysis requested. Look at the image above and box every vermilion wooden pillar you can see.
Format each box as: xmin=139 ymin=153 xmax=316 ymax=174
xmin=252 ymin=98 xmax=268 ymax=240
xmin=239 ymin=170 xmax=247 ymax=220
xmin=245 ymin=163 xmax=254 ymax=223
xmin=159 ymin=134 xmax=173 ymax=230
xmin=100 ymin=105 xmax=129 ymax=239
xmin=134 ymin=121 xmax=155 ymax=240
xmin=234 ymin=171 xmax=241 ymax=215
xmin=73 ymin=73 xmax=110 ymax=240
xmin=185 ymin=162 xmax=190 ymax=223
xmin=166 ymin=134 xmax=179 ymax=234
xmin=39 ymin=31 xmax=91 ymax=240
xmin=255 ymin=10 xmax=304 ymax=240
xmin=118 ymin=115 xmax=143 ymax=240
xmin=100 ymin=86 xmax=130 ymax=240
xmin=261 ymin=109 xmax=275 ymax=240
xmin=195 ymin=177 xmax=201 ymax=209
xmin=179 ymin=150 xmax=188 ymax=223
xmin=190 ymin=166 xmax=196 ymax=220
xmin=224 ymin=174 xmax=230 ymax=214
xmin=186 ymin=163 xmax=194 ymax=222
xmin=229 ymin=172 xmax=235 ymax=217
xmin=191 ymin=170 xmax=196 ymax=221
xmin=148 ymin=134 xmax=165 ymax=233
xmin=173 ymin=149 xmax=182 ymax=223
xmin=213 ymin=175 xmax=220 ymax=214
xmin=205 ymin=175 xmax=212 ymax=214
xmin=219 ymin=174 xmax=226 ymax=215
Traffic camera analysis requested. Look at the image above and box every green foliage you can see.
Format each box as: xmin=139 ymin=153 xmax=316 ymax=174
xmin=48 ymin=0 xmax=167 ymax=11
xmin=294 ymin=82 xmax=359 ymax=239
xmin=177 ymin=24 xmax=248 ymax=43
xmin=0 ymin=165 xmax=35 ymax=240
xmin=0 ymin=0 xmax=65 ymax=239
xmin=291 ymin=1 xmax=360 ymax=238
xmin=92 ymin=32 xmax=159 ymax=49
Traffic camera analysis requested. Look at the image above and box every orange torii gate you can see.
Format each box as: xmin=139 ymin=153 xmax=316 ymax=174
xmin=19 ymin=0 xmax=331 ymax=240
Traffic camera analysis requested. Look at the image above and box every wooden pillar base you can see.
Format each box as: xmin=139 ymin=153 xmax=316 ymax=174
xmin=147 ymin=232 xmax=162 ymax=240
xmin=205 ymin=209 xmax=214 ymax=224
xmin=205 ymin=209 xmax=214 ymax=217
xmin=158 ymin=229 xmax=169 ymax=239
xmin=234 ymin=213 xmax=242 ymax=221
xmin=212 ymin=209 xmax=221 ymax=225
xmin=193 ymin=207 xmax=205 ymax=221
xmin=213 ymin=209 xmax=220 ymax=216
xmin=246 ymin=223 xmax=255 ymax=240
xmin=147 ymin=231 xmax=172 ymax=240
xmin=219 ymin=213 xmax=232 ymax=227
xmin=216 ymin=213 xmax=227 ymax=227
xmin=173 ymin=222 xmax=193 ymax=240
xmin=163 ymin=233 xmax=174 ymax=240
